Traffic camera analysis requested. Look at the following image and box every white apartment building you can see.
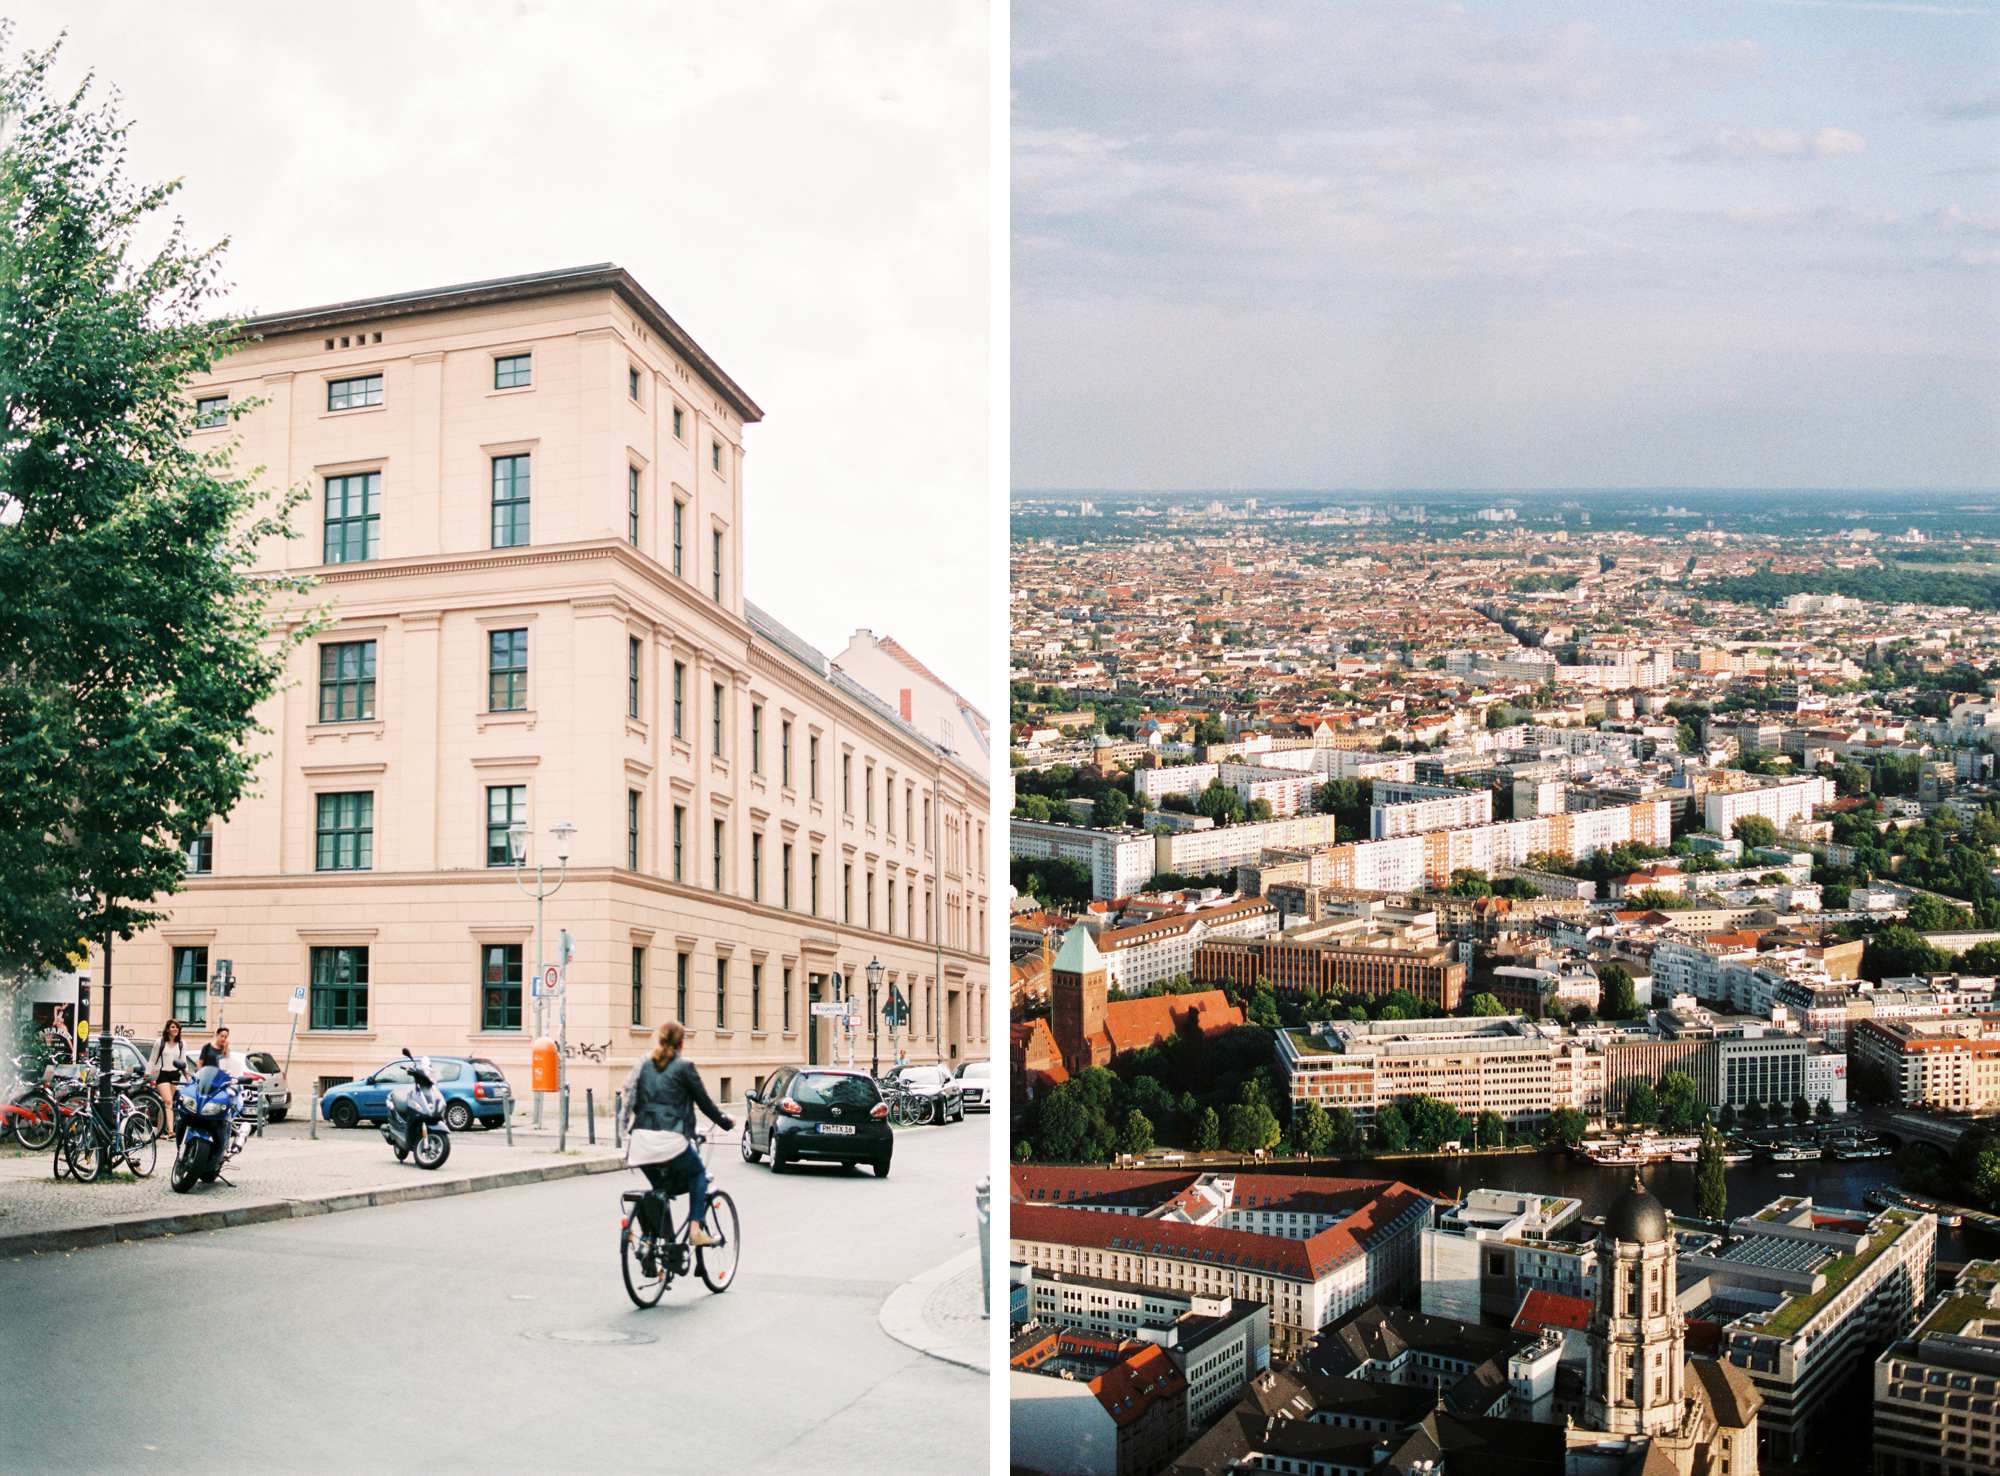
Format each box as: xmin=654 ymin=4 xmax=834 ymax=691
xmin=1092 ymin=897 xmax=1277 ymax=994
xmin=1011 ymin=820 xmax=1158 ymax=901
xmin=1370 ymin=788 xmax=1494 ymax=839
xmin=1703 ymin=776 xmax=1834 ymax=837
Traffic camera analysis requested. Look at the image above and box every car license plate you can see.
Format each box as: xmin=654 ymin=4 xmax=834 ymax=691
xmin=820 ymin=1124 xmax=855 ymax=1135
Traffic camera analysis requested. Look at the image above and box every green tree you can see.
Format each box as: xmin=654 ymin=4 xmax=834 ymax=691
xmin=1542 ymin=1107 xmax=1587 ymax=1149
xmin=1293 ymin=1099 xmax=1333 ymax=1158
xmin=1791 ymin=1096 xmax=1811 ymax=1124
xmin=1119 ymin=1108 xmax=1154 ymax=1157
xmin=1196 ymin=779 xmax=1245 ymax=826
xmin=1814 ymin=1096 xmax=1833 ymax=1122
xmin=1657 ymin=1072 xmax=1708 ymax=1132
xmin=0 ymin=39 xmax=313 ymax=977
xmin=1732 ymin=815 xmax=1779 ymax=850
xmin=1625 ymin=1080 xmax=1659 ymax=1127
xmin=1405 ymin=1095 xmax=1466 ymax=1152
xmin=1193 ymin=1105 xmax=1220 ymax=1153
xmin=1476 ymin=1110 xmax=1506 ymax=1149
xmin=1091 ymin=788 xmax=1131 ymax=829
xmin=1465 ymin=992 xmax=1507 ymax=1017
xmin=1374 ymin=1103 xmax=1411 ymax=1153
xmin=1447 ymin=869 xmax=1492 ymax=898
xmin=1906 ymin=892 xmax=1976 ymax=932
xmin=1695 ymin=1124 xmax=1729 ymax=1221
xmin=1246 ymin=982 xmax=1282 ymax=1030
xmin=1597 ymin=964 xmax=1640 ymax=1021
xmin=1225 ymin=1099 xmax=1281 ymax=1154
xmin=1717 ymin=1103 xmax=1738 ymax=1131
xmin=1973 ymin=1139 xmax=2000 ymax=1213
xmin=1328 ymin=1107 xmax=1366 ymax=1156
xmin=1861 ymin=925 xmax=1948 ymax=982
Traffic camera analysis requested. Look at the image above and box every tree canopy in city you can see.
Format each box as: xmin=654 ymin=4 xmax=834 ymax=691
xmin=0 ymin=34 xmax=312 ymax=974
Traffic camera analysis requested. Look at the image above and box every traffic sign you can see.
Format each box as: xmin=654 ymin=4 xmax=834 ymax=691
xmin=810 ymin=1001 xmax=850 ymax=1019
xmin=535 ymin=965 xmax=561 ymax=999
xmin=287 ymin=985 xmax=308 ymax=1016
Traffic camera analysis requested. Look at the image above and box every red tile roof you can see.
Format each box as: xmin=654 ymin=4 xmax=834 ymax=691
xmin=1513 ymin=1289 xmax=1593 ymax=1336
xmin=1099 ymin=990 xmax=1243 ymax=1059
xmin=1091 ymin=1343 xmax=1187 ymax=1427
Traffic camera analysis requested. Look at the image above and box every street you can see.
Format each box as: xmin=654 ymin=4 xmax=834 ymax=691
xmin=0 ymin=1119 xmax=990 ymax=1474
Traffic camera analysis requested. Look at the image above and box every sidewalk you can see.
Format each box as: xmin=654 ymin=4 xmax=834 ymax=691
xmin=0 ymin=1116 xmax=623 ymax=1258
xmin=878 ymin=1244 xmax=990 ymax=1373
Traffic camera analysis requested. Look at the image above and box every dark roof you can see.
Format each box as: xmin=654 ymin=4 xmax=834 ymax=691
xmin=1604 ymin=1174 xmax=1671 ymax=1244
xmin=236 ymin=263 xmax=762 ymax=423
xmin=1688 ymin=1355 xmax=1762 ymax=1428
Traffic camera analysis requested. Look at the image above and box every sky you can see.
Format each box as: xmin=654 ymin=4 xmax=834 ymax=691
xmin=5 ymin=0 xmax=991 ymax=700
xmin=1013 ymin=0 xmax=2000 ymax=494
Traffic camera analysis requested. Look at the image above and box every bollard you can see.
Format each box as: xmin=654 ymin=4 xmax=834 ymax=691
xmin=309 ymin=1090 xmax=318 ymax=1141
xmin=586 ymin=1088 xmax=596 ymax=1146
xmin=559 ymin=1086 xmax=569 ymax=1152
xmin=974 ymin=1177 xmax=991 ymax=1319
xmin=504 ymin=1094 xmax=513 ymax=1147
xmin=613 ymin=1090 xmax=623 ymax=1149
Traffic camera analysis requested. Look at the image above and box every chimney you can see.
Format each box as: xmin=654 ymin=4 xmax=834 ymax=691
xmin=900 ymin=687 xmax=913 ymax=722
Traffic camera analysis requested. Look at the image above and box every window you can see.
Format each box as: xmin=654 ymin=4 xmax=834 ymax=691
xmin=488 ymin=628 xmax=528 ymax=712
xmin=783 ymin=966 xmax=794 ymax=1032
xmin=628 ymin=366 xmax=642 ymax=401
xmin=486 ymin=785 xmax=525 ymax=867
xmin=810 ymin=852 xmax=821 ymax=915
xmin=866 ymin=763 xmax=875 ymax=824
xmin=676 ymin=952 xmax=689 ymax=1021
xmin=905 ymin=787 xmax=913 ymax=840
xmin=886 ymin=775 xmax=895 ymax=837
xmin=628 ymin=636 xmax=642 ymax=719
xmin=866 ymin=871 xmax=875 ymax=930
xmin=172 ymin=946 xmax=208 ymax=1027
xmin=672 ymin=405 xmax=684 ymax=439
xmin=494 ymin=354 xmax=532 ymax=390
xmin=716 ymin=958 xmax=729 ymax=1030
xmin=491 ymin=454 xmax=531 ymax=548
xmin=627 ymin=466 xmax=641 ymax=545
xmin=810 ymin=735 xmax=821 ymax=799
xmin=672 ymin=500 xmax=684 ymax=577
xmin=844 ymin=863 xmax=853 ymax=923
xmin=672 ymin=804 xmax=686 ymax=881
xmin=310 ymin=946 xmax=368 ymax=1031
xmin=750 ymin=832 xmax=763 ymax=903
xmin=627 ymin=789 xmax=641 ymax=870
xmin=843 ymin=753 xmax=852 ymax=812
xmin=752 ymin=963 xmax=764 ymax=1032
xmin=782 ymin=842 xmax=794 ymax=910
xmin=315 ymin=792 xmax=374 ymax=871
xmin=781 ymin=720 xmax=793 ymax=787
xmin=481 ymin=944 xmax=523 ymax=1031
xmin=672 ymin=661 xmax=686 ymax=738
xmin=711 ymin=439 xmax=723 ymax=472
xmin=711 ymin=529 xmax=723 ymax=600
xmin=751 ymin=704 xmax=763 ymax=773
xmin=631 ymin=946 xmax=646 ymax=1027
xmin=327 ymin=374 xmax=382 ymax=411
xmin=195 ymin=394 xmax=228 ymax=429
xmin=185 ymin=830 xmax=214 ymax=876
xmin=322 ymin=471 xmax=381 ymax=564
xmin=318 ymin=641 xmax=376 ymax=723
xmin=712 ymin=682 xmax=724 ymax=755
xmin=712 ymin=818 xmax=724 ymax=891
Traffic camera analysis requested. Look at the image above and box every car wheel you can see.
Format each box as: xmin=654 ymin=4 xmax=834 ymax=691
xmin=265 ymin=1109 xmax=287 ymax=1123
xmin=444 ymin=1101 xmax=474 ymax=1132
xmin=329 ymin=1099 xmax=358 ymax=1130
xmin=769 ymin=1143 xmax=787 ymax=1174
xmin=873 ymin=1157 xmax=891 ymax=1178
xmin=741 ymin=1132 xmax=762 ymax=1164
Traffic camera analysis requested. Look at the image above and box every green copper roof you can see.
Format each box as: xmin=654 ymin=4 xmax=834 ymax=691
xmin=1052 ymin=925 xmax=1101 ymax=974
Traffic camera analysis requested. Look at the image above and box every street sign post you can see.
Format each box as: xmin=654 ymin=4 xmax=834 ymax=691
xmin=809 ymin=1001 xmax=850 ymax=1018
xmin=282 ymin=984 xmax=307 ymax=1087
xmin=536 ymin=965 xmax=560 ymax=999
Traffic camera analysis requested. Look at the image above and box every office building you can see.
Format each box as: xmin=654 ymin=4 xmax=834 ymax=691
xmin=1852 ymin=1014 xmax=2000 ymax=1111
xmin=1872 ymin=1259 xmax=2000 ymax=1476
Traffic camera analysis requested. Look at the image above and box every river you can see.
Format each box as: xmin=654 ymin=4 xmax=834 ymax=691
xmin=1260 ymin=1147 xmax=1994 ymax=1263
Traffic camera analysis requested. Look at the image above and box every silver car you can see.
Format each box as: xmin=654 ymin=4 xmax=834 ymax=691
xmin=953 ymin=1058 xmax=991 ymax=1112
xmin=241 ymin=1051 xmax=292 ymax=1121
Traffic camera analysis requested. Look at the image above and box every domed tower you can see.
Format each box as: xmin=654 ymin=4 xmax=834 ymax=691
xmin=1585 ymin=1173 xmax=1686 ymax=1437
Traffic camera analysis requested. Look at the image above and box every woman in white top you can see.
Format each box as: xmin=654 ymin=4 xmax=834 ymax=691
xmin=150 ymin=1019 xmax=189 ymax=1132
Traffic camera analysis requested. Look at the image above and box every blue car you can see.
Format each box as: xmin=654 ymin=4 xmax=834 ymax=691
xmin=321 ymin=1056 xmax=512 ymax=1132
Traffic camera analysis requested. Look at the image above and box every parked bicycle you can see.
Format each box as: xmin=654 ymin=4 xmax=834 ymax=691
xmin=53 ymin=1064 xmax=159 ymax=1181
xmin=875 ymin=1075 xmax=925 ymax=1128
xmin=618 ymin=1131 xmax=739 ymax=1308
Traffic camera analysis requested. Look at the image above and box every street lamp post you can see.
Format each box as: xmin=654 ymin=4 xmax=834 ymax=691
xmin=867 ymin=956 xmax=884 ymax=1076
xmin=509 ymin=818 xmax=575 ymax=1134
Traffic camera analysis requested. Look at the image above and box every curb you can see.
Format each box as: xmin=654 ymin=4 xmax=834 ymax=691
xmin=0 ymin=1152 xmax=626 ymax=1259
xmin=878 ymin=1244 xmax=988 ymax=1373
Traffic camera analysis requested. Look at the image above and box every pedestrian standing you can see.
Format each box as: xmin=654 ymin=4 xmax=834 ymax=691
xmin=150 ymin=1019 xmax=188 ymax=1132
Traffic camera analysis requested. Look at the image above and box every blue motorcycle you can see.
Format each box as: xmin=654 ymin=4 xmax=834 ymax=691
xmin=171 ymin=1064 xmax=251 ymax=1193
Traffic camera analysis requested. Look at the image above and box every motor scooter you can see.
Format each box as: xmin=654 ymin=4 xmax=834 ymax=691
xmin=381 ymin=1049 xmax=451 ymax=1170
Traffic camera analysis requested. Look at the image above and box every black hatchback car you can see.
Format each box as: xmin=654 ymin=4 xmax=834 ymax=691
xmin=741 ymin=1066 xmax=893 ymax=1178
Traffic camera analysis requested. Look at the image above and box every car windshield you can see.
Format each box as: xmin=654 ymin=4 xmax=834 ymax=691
xmin=957 ymin=1062 xmax=989 ymax=1080
xmin=432 ymin=1061 xmax=462 ymax=1082
xmin=902 ymin=1067 xmax=950 ymax=1088
xmin=790 ymin=1072 xmax=878 ymax=1109
xmin=247 ymin=1052 xmax=279 ymax=1073
xmin=472 ymin=1060 xmax=506 ymax=1082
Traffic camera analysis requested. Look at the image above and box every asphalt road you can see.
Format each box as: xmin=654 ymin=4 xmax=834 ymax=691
xmin=0 ymin=1119 xmax=991 ymax=1474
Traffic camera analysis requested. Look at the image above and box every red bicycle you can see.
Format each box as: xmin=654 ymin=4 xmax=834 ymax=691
xmin=0 ymin=1082 xmax=80 ymax=1152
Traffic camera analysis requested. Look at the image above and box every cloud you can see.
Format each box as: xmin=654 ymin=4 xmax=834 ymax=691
xmin=1931 ymin=90 xmax=2000 ymax=120
xmin=1687 ymin=126 xmax=1867 ymax=160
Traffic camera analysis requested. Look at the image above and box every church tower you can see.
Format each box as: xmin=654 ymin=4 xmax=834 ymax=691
xmin=1585 ymin=1173 xmax=1687 ymax=1437
xmin=1049 ymin=924 xmax=1108 ymax=1073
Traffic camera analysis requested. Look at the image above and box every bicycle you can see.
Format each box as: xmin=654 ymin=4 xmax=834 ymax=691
xmin=618 ymin=1131 xmax=740 ymax=1308
xmin=56 ymin=1077 xmax=158 ymax=1181
xmin=876 ymin=1077 xmax=924 ymax=1128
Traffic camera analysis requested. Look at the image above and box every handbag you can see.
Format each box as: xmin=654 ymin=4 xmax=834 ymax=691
xmin=625 ymin=1127 xmax=689 ymax=1168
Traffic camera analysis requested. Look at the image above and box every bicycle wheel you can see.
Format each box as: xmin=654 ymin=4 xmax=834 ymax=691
xmin=120 ymin=1099 xmax=159 ymax=1150
xmin=14 ymin=1090 xmax=58 ymax=1152
xmin=697 ymin=1191 xmax=740 ymax=1293
xmin=123 ymin=1120 xmax=158 ymax=1178
xmin=62 ymin=1114 xmax=108 ymax=1182
xmin=620 ymin=1205 xmax=667 ymax=1308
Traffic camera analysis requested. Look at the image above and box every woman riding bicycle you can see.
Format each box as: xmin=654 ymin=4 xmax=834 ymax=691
xmin=618 ymin=1021 xmax=732 ymax=1248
